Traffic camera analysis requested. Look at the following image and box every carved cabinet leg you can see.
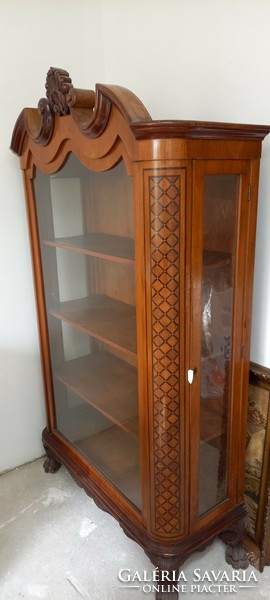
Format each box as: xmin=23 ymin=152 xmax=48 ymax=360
xmin=43 ymin=444 xmax=61 ymax=474
xmin=155 ymin=576 xmax=179 ymax=599
xmin=148 ymin=556 xmax=183 ymax=600
xmin=220 ymin=516 xmax=249 ymax=569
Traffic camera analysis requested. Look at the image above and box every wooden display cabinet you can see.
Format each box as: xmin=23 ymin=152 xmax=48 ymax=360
xmin=11 ymin=68 xmax=270 ymax=597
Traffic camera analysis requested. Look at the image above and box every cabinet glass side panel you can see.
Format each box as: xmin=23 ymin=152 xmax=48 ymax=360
xmin=199 ymin=174 xmax=239 ymax=516
xmin=34 ymin=154 xmax=141 ymax=510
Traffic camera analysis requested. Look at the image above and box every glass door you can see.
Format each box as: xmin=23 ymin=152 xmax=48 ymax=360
xmin=34 ymin=154 xmax=141 ymax=510
xmin=199 ymin=173 xmax=238 ymax=515
xmin=190 ymin=160 xmax=251 ymax=523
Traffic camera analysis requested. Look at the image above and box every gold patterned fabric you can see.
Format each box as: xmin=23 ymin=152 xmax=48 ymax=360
xmin=245 ymin=384 xmax=269 ymax=537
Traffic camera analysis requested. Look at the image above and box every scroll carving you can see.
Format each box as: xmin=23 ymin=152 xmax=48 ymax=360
xmin=33 ymin=97 xmax=55 ymax=145
xmin=220 ymin=515 xmax=249 ymax=569
xmin=45 ymin=67 xmax=73 ymax=116
xmin=10 ymin=97 xmax=55 ymax=154
xmin=10 ymin=66 xmax=151 ymax=155
xmin=68 ymin=86 xmax=111 ymax=139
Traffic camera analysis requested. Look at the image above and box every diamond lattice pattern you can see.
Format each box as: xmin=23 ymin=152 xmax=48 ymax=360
xmin=149 ymin=174 xmax=181 ymax=534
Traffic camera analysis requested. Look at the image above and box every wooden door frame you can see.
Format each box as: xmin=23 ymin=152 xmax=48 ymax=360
xmin=189 ymin=159 xmax=252 ymax=531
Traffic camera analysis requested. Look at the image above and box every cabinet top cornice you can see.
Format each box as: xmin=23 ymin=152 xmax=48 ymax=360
xmin=10 ymin=66 xmax=270 ymax=156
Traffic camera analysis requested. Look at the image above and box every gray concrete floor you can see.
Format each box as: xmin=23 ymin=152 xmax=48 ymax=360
xmin=0 ymin=459 xmax=270 ymax=599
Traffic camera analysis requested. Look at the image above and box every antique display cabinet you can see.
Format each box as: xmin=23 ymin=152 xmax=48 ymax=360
xmin=11 ymin=68 xmax=270 ymax=597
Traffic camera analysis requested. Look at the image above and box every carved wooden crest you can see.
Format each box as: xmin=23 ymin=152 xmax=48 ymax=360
xmin=10 ymin=66 xmax=152 ymax=155
xmin=45 ymin=67 xmax=73 ymax=116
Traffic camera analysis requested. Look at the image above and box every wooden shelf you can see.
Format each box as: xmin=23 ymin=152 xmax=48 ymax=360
xmin=56 ymin=351 xmax=139 ymax=438
xmin=49 ymin=295 xmax=137 ymax=363
xmin=203 ymin=250 xmax=231 ymax=270
xmin=75 ymin=425 xmax=141 ymax=509
xmin=43 ymin=233 xmax=135 ymax=264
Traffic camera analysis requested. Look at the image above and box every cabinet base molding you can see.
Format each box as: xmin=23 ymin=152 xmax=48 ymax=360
xmin=42 ymin=427 xmax=248 ymax=573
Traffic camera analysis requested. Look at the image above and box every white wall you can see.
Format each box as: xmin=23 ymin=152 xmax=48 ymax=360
xmin=100 ymin=0 xmax=270 ymax=366
xmin=0 ymin=0 xmax=104 ymax=473
xmin=1 ymin=0 xmax=270 ymax=472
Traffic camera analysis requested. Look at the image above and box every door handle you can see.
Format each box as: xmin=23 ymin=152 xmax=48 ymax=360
xmin=188 ymin=369 xmax=194 ymax=384
xmin=188 ymin=368 xmax=197 ymax=384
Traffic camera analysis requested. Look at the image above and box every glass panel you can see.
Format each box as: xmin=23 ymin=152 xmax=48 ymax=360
xmin=199 ymin=174 xmax=239 ymax=516
xmin=34 ymin=154 xmax=141 ymax=510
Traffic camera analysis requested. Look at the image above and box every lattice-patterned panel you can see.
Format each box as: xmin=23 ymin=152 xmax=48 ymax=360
xmin=149 ymin=173 xmax=181 ymax=535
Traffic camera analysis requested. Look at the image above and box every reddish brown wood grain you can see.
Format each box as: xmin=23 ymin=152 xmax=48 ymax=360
xmin=11 ymin=68 xmax=270 ymax=587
